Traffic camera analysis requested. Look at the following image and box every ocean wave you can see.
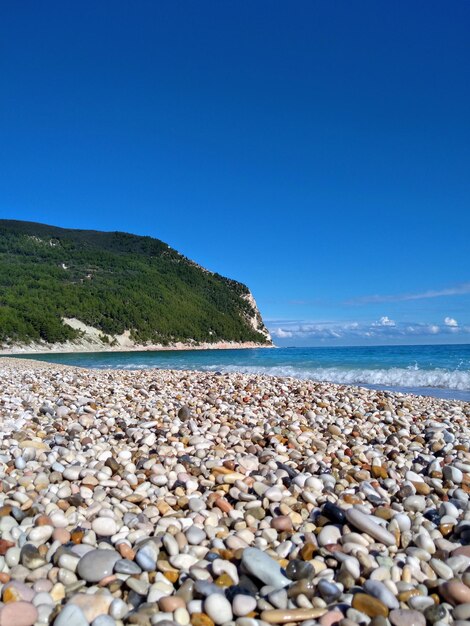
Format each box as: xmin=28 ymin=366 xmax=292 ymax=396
xmin=200 ymin=365 xmax=470 ymax=391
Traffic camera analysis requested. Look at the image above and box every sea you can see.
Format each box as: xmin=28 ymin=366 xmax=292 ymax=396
xmin=14 ymin=343 xmax=470 ymax=402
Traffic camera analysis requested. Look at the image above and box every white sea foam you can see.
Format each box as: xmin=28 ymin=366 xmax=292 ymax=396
xmin=200 ymin=365 xmax=470 ymax=391
xmin=91 ymin=360 xmax=470 ymax=392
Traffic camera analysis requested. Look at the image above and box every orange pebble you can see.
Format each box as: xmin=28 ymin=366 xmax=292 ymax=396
xmin=164 ymin=571 xmax=179 ymax=584
xmin=70 ymin=529 xmax=84 ymax=544
xmin=117 ymin=543 xmax=135 ymax=560
xmin=215 ymin=497 xmax=232 ymax=513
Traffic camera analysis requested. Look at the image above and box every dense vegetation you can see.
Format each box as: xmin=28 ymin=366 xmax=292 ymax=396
xmin=0 ymin=220 xmax=270 ymax=347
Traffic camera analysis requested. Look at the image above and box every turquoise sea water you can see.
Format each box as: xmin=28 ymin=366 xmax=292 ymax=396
xmin=13 ymin=344 xmax=470 ymax=402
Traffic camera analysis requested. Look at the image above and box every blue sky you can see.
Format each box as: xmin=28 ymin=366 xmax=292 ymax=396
xmin=1 ymin=1 xmax=469 ymax=346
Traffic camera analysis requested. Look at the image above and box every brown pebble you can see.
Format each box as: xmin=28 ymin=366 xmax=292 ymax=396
xmin=271 ymin=516 xmax=293 ymax=532
xmin=0 ymin=540 xmax=15 ymax=556
xmin=352 ymin=593 xmax=389 ymax=617
xmin=299 ymin=543 xmax=316 ymax=560
xmin=159 ymin=596 xmax=186 ymax=612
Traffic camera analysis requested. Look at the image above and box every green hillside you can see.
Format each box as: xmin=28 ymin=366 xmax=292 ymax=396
xmin=0 ymin=220 xmax=271 ymax=347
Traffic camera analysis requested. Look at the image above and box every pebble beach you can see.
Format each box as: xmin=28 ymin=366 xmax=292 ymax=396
xmin=1 ymin=357 xmax=470 ymax=626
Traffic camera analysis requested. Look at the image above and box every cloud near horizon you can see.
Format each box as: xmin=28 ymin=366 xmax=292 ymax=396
xmin=269 ymin=316 xmax=470 ymax=341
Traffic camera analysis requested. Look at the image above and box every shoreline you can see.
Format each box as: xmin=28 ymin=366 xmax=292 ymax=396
xmin=0 ymin=339 xmax=275 ymax=356
xmin=1 ymin=354 xmax=468 ymax=405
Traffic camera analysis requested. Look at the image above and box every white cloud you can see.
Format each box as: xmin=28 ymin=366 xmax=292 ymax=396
xmin=373 ymin=316 xmax=396 ymax=327
xmin=268 ymin=316 xmax=470 ymax=342
xmin=348 ymin=282 xmax=470 ymax=305
xmin=271 ymin=328 xmax=293 ymax=339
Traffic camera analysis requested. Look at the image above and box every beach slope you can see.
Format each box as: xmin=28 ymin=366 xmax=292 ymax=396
xmin=0 ymin=357 xmax=469 ymax=624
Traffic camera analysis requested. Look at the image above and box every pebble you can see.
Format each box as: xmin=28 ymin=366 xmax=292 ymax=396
xmin=318 ymin=525 xmax=341 ymax=546
xmin=92 ymin=618 xmax=116 ymax=626
xmin=260 ymin=608 xmax=327 ymax=623
xmin=92 ymin=517 xmax=118 ymax=537
xmin=232 ymin=594 xmax=257 ymax=617
xmin=389 ymin=610 xmax=426 ymax=626
xmin=441 ymin=580 xmax=470 ymax=605
xmin=53 ymin=604 xmax=89 ymax=626
xmin=352 ymin=593 xmax=389 ymax=617
xmin=77 ymin=549 xmax=120 ymax=582
xmin=241 ymin=548 xmax=290 ymax=588
xmin=319 ymin=610 xmax=344 ymax=626
xmin=0 ymin=602 xmax=38 ymax=626
xmin=205 ymin=594 xmax=233 ymax=625
xmin=345 ymin=509 xmax=396 ymax=546
xmin=363 ymin=580 xmax=400 ymax=609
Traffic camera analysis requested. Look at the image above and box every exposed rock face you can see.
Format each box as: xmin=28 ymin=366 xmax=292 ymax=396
xmin=242 ymin=291 xmax=272 ymax=343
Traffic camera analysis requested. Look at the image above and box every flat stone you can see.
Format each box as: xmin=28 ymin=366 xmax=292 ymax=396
xmin=114 ymin=558 xmax=142 ymax=574
xmin=363 ymin=580 xmax=400 ymax=609
xmin=77 ymin=549 xmax=120 ymax=583
xmin=389 ymin=610 xmax=426 ymax=626
xmin=260 ymin=608 xmax=327 ymax=623
xmin=241 ymin=548 xmax=290 ymax=589
xmin=345 ymin=509 xmax=396 ymax=546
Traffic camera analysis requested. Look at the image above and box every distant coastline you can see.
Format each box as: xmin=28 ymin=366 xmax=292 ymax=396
xmin=0 ymin=339 xmax=275 ymax=356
